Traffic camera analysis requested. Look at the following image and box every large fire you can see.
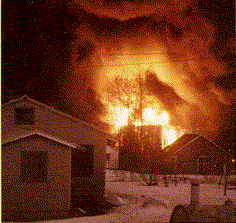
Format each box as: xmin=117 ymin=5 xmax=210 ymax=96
xmin=96 ymin=46 xmax=186 ymax=148
xmin=109 ymin=105 xmax=182 ymax=148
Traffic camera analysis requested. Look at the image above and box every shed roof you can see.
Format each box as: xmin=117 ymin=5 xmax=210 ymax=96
xmin=2 ymin=129 xmax=78 ymax=148
xmin=2 ymin=95 xmax=117 ymax=140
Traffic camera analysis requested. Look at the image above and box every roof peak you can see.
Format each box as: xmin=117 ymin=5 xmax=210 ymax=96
xmin=2 ymin=129 xmax=78 ymax=148
xmin=165 ymin=133 xmax=232 ymax=157
xmin=2 ymin=95 xmax=117 ymax=139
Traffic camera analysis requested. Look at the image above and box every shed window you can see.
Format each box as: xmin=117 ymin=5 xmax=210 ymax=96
xmin=15 ymin=107 xmax=35 ymax=125
xmin=71 ymin=145 xmax=94 ymax=177
xmin=21 ymin=151 xmax=47 ymax=182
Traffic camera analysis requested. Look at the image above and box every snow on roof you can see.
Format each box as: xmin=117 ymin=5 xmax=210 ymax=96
xmin=2 ymin=95 xmax=117 ymax=140
xmin=2 ymin=129 xmax=78 ymax=148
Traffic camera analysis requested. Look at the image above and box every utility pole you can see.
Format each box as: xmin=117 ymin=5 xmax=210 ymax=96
xmin=138 ymin=71 xmax=144 ymax=153
xmin=137 ymin=70 xmax=146 ymax=175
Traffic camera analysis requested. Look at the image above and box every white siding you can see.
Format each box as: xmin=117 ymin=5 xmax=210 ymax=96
xmin=2 ymin=135 xmax=71 ymax=212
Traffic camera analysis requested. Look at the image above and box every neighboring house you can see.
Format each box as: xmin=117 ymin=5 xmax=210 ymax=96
xmin=163 ymin=134 xmax=233 ymax=175
xmin=2 ymin=95 xmax=116 ymax=212
xmin=106 ymin=138 xmax=119 ymax=169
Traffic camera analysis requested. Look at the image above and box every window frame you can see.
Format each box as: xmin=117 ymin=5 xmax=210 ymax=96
xmin=14 ymin=107 xmax=35 ymax=125
xmin=20 ymin=151 xmax=48 ymax=183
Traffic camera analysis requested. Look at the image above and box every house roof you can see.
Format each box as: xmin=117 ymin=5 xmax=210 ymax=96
xmin=164 ymin=133 xmax=232 ymax=158
xmin=164 ymin=134 xmax=200 ymax=154
xmin=2 ymin=95 xmax=117 ymax=140
xmin=2 ymin=129 xmax=78 ymax=148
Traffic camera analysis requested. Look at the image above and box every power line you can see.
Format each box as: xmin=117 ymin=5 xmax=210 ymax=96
xmin=70 ymin=34 xmax=209 ymax=58
xmin=51 ymin=50 xmax=210 ymax=61
xmin=70 ymin=33 xmax=208 ymax=40
xmin=71 ymin=51 xmax=186 ymax=57
xmin=71 ymin=56 xmax=214 ymax=69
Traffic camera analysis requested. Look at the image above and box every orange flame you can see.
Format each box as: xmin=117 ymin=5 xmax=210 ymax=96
xmin=98 ymin=47 xmax=185 ymax=148
xmin=108 ymin=105 xmax=181 ymax=148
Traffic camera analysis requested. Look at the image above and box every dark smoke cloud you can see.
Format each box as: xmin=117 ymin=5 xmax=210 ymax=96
xmin=215 ymin=73 xmax=236 ymax=92
xmin=75 ymin=0 xmax=194 ymax=21
xmin=145 ymin=71 xmax=184 ymax=110
xmin=70 ymin=0 xmax=235 ymax=149
xmin=2 ymin=0 xmax=235 ymax=151
xmin=196 ymin=0 xmax=235 ymax=71
xmin=2 ymin=0 xmax=109 ymax=130
xmin=76 ymin=42 xmax=95 ymax=61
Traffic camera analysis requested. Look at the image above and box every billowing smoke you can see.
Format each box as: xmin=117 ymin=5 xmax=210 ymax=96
xmin=64 ymin=0 xmax=235 ymax=146
xmin=4 ymin=0 xmax=233 ymax=148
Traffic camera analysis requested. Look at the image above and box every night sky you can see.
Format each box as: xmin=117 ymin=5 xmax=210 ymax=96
xmin=2 ymin=0 xmax=235 ymax=154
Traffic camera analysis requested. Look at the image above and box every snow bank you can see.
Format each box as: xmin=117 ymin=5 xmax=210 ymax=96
xmin=38 ymin=204 xmax=172 ymax=223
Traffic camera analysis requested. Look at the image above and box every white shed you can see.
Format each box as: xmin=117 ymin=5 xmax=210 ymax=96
xmin=2 ymin=95 xmax=116 ymax=212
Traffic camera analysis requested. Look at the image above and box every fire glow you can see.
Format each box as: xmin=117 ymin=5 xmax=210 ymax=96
xmin=96 ymin=44 xmax=188 ymax=148
xmin=97 ymin=47 xmax=186 ymax=148
xmin=111 ymin=106 xmax=180 ymax=148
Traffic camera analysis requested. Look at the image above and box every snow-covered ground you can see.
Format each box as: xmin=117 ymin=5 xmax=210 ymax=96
xmin=35 ymin=171 xmax=235 ymax=223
